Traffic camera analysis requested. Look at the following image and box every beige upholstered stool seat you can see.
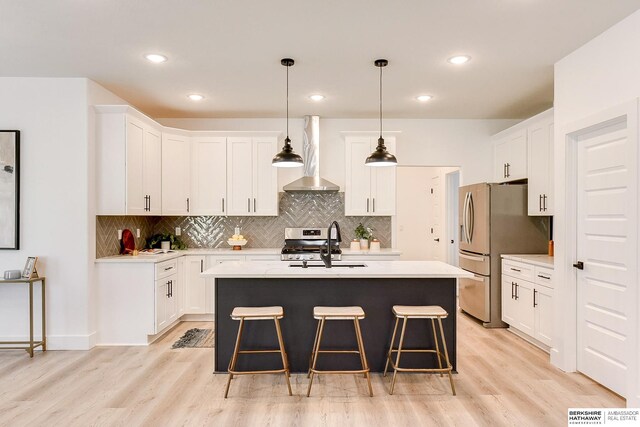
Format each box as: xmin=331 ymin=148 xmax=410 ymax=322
xmin=313 ymin=306 xmax=365 ymax=320
xmin=392 ymin=305 xmax=448 ymax=319
xmin=231 ymin=306 xmax=284 ymax=320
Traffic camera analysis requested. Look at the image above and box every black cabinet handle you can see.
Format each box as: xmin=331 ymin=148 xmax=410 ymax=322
xmin=164 ymin=266 xmax=173 ymax=271
xmin=187 ymin=198 xmax=190 ymax=213
xmin=366 ymin=198 xmax=370 ymax=213
xmin=537 ymin=274 xmax=551 ymax=280
xmin=373 ymin=198 xmax=375 ymax=213
xmin=248 ymin=198 xmax=250 ymax=212
xmin=511 ymin=282 xmax=515 ymax=299
xmin=254 ymin=198 xmax=256 ymax=212
xmin=222 ymin=198 xmax=225 ymax=213
xmin=510 ymin=267 xmax=521 ymax=272
xmin=539 ymin=194 xmax=542 ymax=212
xmin=166 ymin=281 xmax=170 ymax=298
xmin=503 ymin=163 xmax=506 ymax=178
xmin=148 ymin=195 xmax=151 ymax=211
xmin=200 ymin=259 xmax=203 ymax=273
xmin=543 ymin=194 xmax=548 ymax=211
xmin=533 ymin=289 xmax=537 ymax=307
xmin=506 ymin=163 xmax=510 ymax=178
xmin=573 ymin=261 xmax=584 ymax=270
xmin=514 ymin=283 xmax=519 ymax=300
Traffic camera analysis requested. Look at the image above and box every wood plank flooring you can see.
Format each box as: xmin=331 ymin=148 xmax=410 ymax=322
xmin=0 ymin=312 xmax=624 ymax=426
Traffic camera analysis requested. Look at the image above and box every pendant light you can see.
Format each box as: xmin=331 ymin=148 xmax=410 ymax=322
xmin=272 ymin=58 xmax=304 ymax=168
xmin=366 ymin=59 xmax=398 ymax=167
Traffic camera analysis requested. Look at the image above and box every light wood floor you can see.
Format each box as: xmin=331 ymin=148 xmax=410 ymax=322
xmin=0 ymin=312 xmax=623 ymax=426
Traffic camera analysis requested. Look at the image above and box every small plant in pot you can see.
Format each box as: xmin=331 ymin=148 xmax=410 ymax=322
xmin=354 ymin=223 xmax=373 ymax=250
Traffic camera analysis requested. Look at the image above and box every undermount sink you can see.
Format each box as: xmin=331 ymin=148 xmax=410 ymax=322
xmin=288 ymin=262 xmax=367 ymax=268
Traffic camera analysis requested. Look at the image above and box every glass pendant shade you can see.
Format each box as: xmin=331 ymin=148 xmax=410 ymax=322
xmin=366 ymin=58 xmax=398 ymax=167
xmin=273 ymin=58 xmax=303 ymax=168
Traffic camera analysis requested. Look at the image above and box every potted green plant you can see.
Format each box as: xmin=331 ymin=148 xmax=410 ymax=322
xmin=354 ymin=223 xmax=372 ymax=250
xmin=146 ymin=233 xmax=187 ymax=250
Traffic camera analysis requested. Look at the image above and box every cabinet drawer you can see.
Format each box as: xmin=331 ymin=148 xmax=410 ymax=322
xmin=534 ymin=266 xmax=554 ymax=288
xmin=502 ymin=260 xmax=534 ymax=281
xmin=156 ymin=259 xmax=178 ymax=279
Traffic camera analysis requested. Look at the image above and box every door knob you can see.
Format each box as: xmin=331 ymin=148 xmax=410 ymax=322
xmin=434 ymin=238 xmax=440 ymax=242
xmin=573 ymin=261 xmax=584 ymax=270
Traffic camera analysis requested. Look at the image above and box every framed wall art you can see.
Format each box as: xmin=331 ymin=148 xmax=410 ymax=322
xmin=0 ymin=130 xmax=20 ymax=250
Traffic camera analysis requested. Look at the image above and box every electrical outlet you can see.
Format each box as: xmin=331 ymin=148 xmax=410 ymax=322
xmin=136 ymin=229 xmax=141 ymax=238
xmin=175 ymin=227 xmax=181 ymax=236
xmin=117 ymin=229 xmax=122 ymax=240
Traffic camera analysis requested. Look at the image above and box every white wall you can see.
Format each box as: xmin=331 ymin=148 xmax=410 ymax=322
xmin=0 ymin=78 xmax=93 ymax=349
xmin=159 ymin=117 xmax=518 ymax=188
xmin=553 ymin=9 xmax=640 ymax=405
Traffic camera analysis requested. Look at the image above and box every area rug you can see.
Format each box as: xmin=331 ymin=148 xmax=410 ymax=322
xmin=172 ymin=328 xmax=214 ymax=349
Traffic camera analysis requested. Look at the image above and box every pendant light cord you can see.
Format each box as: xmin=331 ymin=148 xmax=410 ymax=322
xmin=286 ymin=64 xmax=289 ymax=141
xmin=379 ymin=64 xmax=383 ymax=140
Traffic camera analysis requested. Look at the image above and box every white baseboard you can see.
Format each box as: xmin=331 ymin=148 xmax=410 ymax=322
xmin=0 ymin=332 xmax=97 ymax=350
xmin=506 ymin=327 xmax=551 ymax=354
xmin=180 ymin=313 xmax=214 ymax=322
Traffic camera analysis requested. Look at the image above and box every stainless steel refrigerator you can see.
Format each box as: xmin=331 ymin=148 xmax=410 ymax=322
xmin=458 ymin=183 xmax=549 ymax=327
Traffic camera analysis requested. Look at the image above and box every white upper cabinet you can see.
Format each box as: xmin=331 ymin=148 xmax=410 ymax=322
xmin=191 ymin=137 xmax=227 ymax=216
xmin=527 ymin=114 xmax=554 ymax=215
xmin=494 ymin=129 xmax=527 ymax=183
xmin=96 ymin=106 xmax=162 ymax=215
xmin=345 ymin=136 xmax=396 ymax=216
xmin=162 ymin=133 xmax=191 ymax=215
xmin=227 ymin=137 xmax=278 ymax=216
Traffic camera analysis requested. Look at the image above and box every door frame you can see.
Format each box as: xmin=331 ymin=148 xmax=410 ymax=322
xmin=554 ymin=99 xmax=639 ymax=404
xmin=445 ymin=170 xmax=460 ymax=266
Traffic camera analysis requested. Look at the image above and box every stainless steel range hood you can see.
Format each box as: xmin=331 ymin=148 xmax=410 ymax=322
xmin=283 ymin=115 xmax=340 ymax=192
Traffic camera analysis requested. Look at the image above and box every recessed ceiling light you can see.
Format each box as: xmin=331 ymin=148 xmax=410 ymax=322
xmin=188 ymin=94 xmax=204 ymax=101
xmin=309 ymin=94 xmax=325 ymax=101
xmin=416 ymin=95 xmax=433 ymax=102
xmin=145 ymin=53 xmax=167 ymax=63
xmin=448 ymin=55 xmax=471 ymax=65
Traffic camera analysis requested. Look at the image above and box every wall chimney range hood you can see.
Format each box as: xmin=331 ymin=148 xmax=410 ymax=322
xmin=283 ymin=115 xmax=340 ymax=192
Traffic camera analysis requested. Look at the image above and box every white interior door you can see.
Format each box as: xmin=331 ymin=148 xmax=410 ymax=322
xmin=430 ymin=174 xmax=442 ymax=260
xmin=576 ymin=119 xmax=637 ymax=397
xmin=396 ymin=167 xmax=430 ymax=260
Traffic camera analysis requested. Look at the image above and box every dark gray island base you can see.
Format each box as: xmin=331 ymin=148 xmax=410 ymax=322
xmin=214 ymin=277 xmax=457 ymax=373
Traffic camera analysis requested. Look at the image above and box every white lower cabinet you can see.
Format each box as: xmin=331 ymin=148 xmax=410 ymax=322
xmin=155 ymin=259 xmax=179 ymax=334
xmin=185 ymin=256 xmax=208 ymax=314
xmin=501 ymin=257 xmax=554 ymax=349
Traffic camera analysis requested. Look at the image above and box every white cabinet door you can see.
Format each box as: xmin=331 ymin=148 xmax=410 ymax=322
xmin=191 ymin=137 xmax=227 ymax=215
xmin=345 ymin=137 xmax=373 ymax=215
xmin=162 ymin=133 xmax=191 ymax=215
xmin=501 ymin=276 xmax=518 ymax=326
xmin=371 ymin=137 xmax=396 ymax=215
xmin=514 ymin=279 xmax=535 ymax=336
xmin=494 ymin=130 xmax=527 ymax=183
xmin=252 ymin=137 xmax=278 ymax=216
xmin=177 ymin=257 xmax=186 ymax=316
xmin=143 ymin=127 xmax=163 ymax=215
xmin=185 ymin=256 xmax=207 ymax=314
xmin=527 ymin=118 xmax=554 ymax=215
xmin=227 ymin=138 xmax=253 ymax=216
xmin=155 ymin=279 xmax=168 ymax=333
xmin=126 ymin=118 xmax=146 ymax=215
xmin=534 ymin=285 xmax=553 ymax=347
xmin=166 ymin=275 xmax=179 ymax=324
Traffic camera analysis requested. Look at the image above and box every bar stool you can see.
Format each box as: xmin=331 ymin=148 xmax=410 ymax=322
xmin=383 ymin=305 xmax=455 ymax=395
xmin=307 ymin=306 xmax=373 ymax=397
xmin=224 ymin=306 xmax=292 ymax=398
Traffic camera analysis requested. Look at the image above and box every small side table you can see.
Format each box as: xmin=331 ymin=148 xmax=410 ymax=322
xmin=0 ymin=276 xmax=46 ymax=357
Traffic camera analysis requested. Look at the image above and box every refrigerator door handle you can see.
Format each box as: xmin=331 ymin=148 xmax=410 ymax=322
xmin=459 ymin=253 xmax=485 ymax=262
xmin=467 ymin=192 xmax=475 ymax=243
xmin=462 ymin=192 xmax=469 ymax=243
xmin=465 ymin=192 xmax=472 ymax=244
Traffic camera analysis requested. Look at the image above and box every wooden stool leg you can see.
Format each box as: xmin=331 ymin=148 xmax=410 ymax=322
xmin=353 ymin=319 xmax=367 ymax=378
xmin=354 ymin=318 xmax=373 ymax=397
xmin=431 ymin=318 xmax=443 ymax=377
xmin=307 ymin=318 xmax=326 ymax=397
xmin=274 ymin=318 xmax=292 ymax=396
xmin=437 ymin=317 xmax=456 ymax=396
xmin=308 ymin=319 xmax=322 ymax=378
xmin=224 ymin=318 xmax=245 ymax=398
xmin=384 ymin=317 xmax=400 ymax=377
xmin=390 ymin=317 xmax=408 ymax=395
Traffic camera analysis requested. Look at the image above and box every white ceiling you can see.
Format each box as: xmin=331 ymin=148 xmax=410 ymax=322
xmin=1 ymin=1 xmax=639 ymax=119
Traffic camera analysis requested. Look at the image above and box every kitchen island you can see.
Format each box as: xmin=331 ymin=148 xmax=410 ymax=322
xmin=203 ymin=260 xmax=471 ymax=373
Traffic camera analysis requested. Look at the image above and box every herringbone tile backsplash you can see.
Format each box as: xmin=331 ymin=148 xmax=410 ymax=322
xmin=97 ymin=193 xmax=391 ymax=257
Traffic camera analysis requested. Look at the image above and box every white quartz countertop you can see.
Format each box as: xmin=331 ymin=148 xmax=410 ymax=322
xmin=501 ymin=254 xmax=554 ymax=268
xmin=202 ymin=260 xmax=471 ymax=279
xmin=95 ymin=247 xmax=402 ymax=263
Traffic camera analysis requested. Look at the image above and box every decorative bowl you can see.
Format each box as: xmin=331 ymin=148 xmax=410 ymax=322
xmin=227 ymin=239 xmax=248 ymax=250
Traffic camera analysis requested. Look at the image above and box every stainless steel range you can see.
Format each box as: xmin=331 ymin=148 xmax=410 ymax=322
xmin=281 ymin=227 xmax=342 ymax=261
